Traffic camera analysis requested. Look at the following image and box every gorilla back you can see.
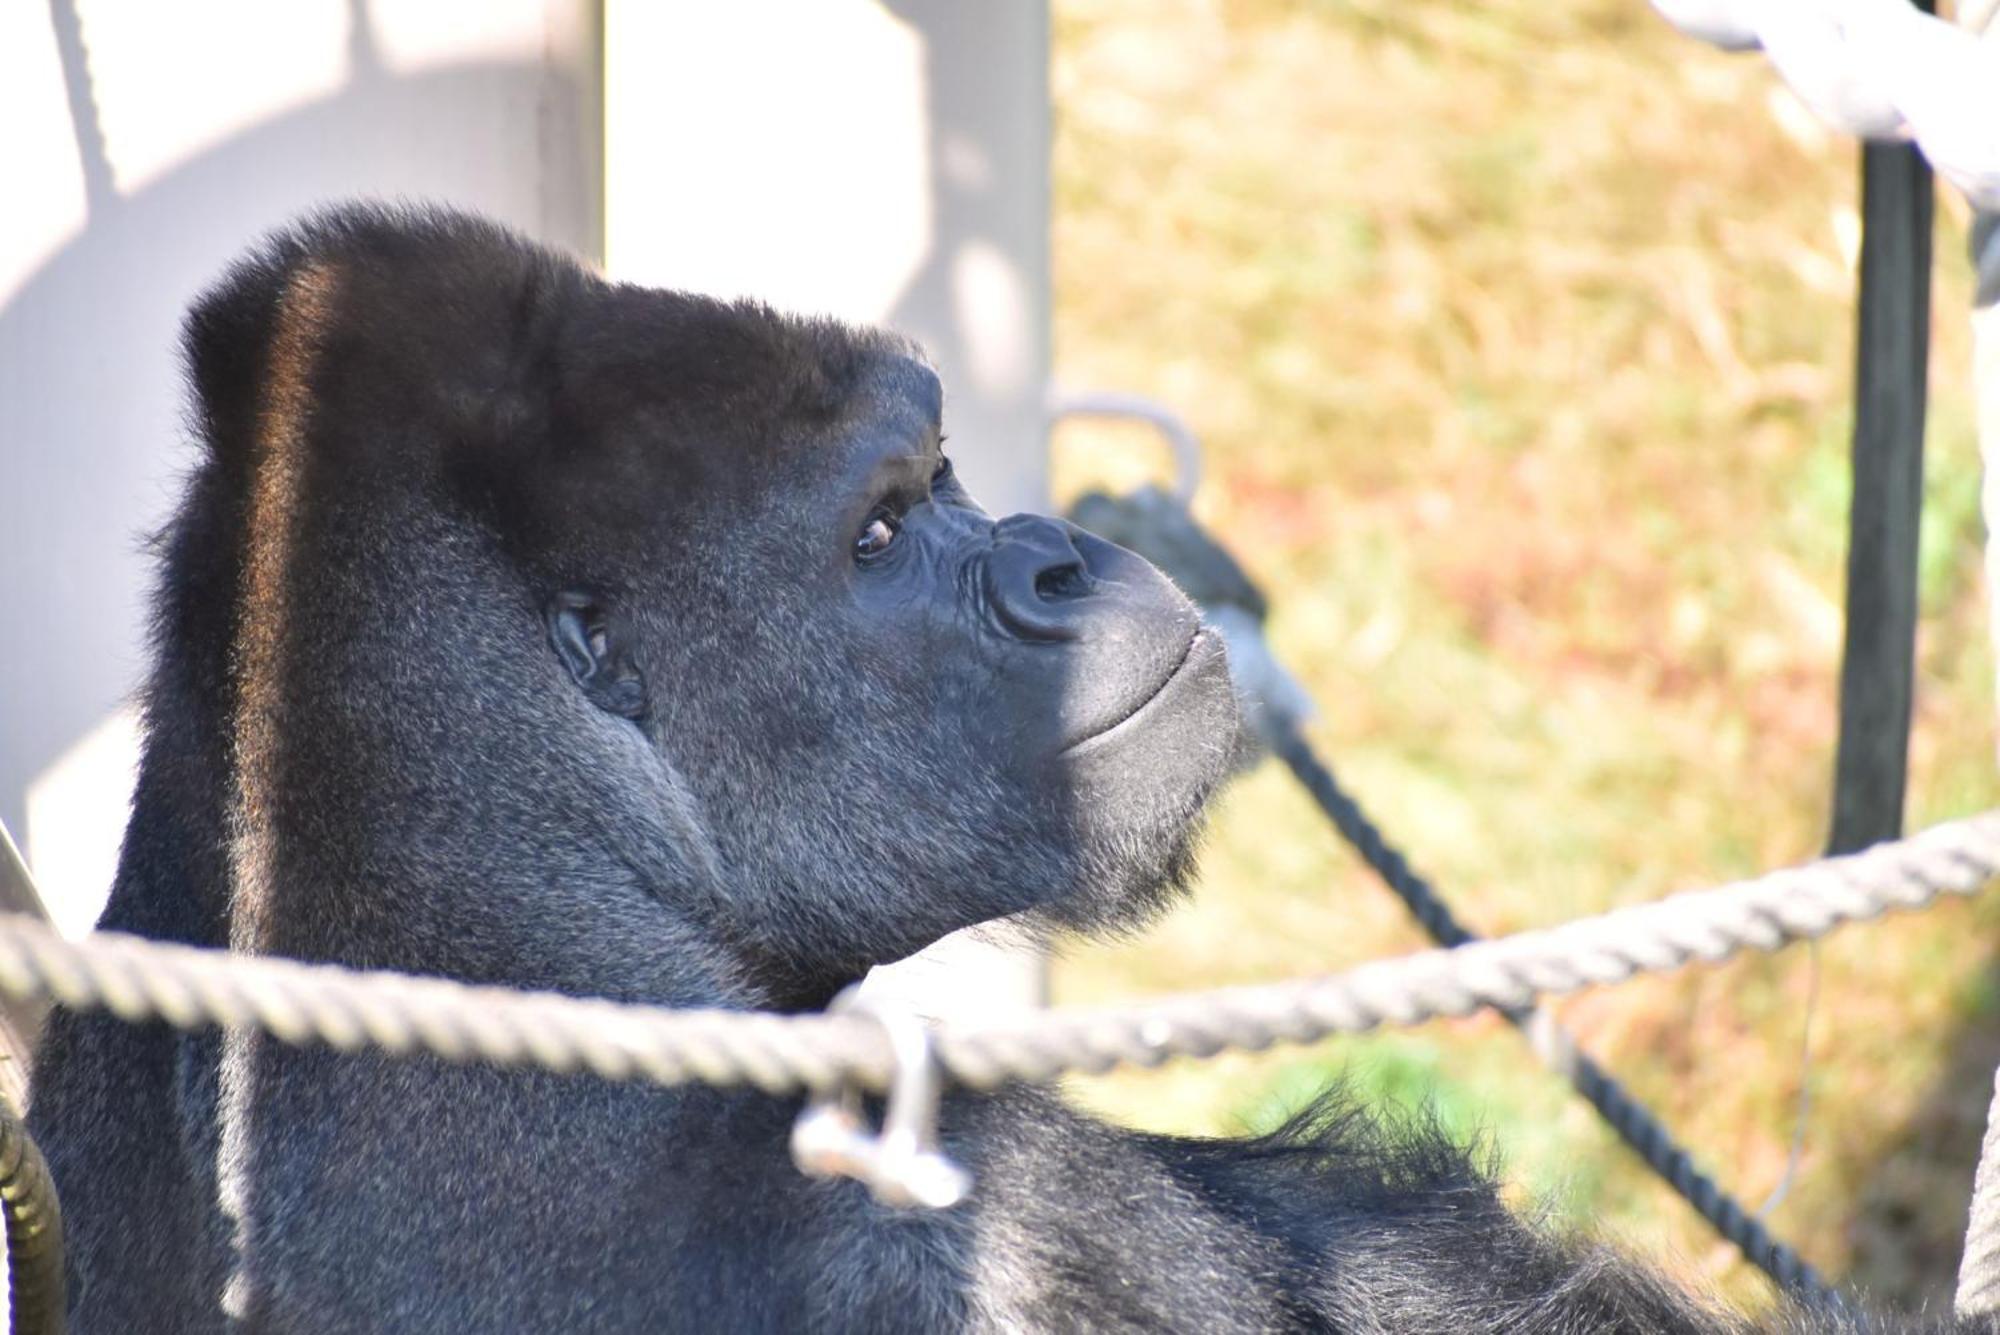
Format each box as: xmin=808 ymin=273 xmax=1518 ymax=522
xmin=33 ymin=205 xmax=1773 ymax=1332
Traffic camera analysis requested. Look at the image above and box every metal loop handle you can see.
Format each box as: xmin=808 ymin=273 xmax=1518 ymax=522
xmin=1047 ymin=388 xmax=1205 ymax=502
xmin=789 ymin=989 xmax=971 ymax=1210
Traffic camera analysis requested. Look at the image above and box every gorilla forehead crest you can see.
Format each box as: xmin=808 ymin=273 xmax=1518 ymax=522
xmin=183 ymin=204 xmax=939 ymax=549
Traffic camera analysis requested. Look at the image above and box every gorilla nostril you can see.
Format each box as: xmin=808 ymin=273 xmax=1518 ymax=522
xmin=1035 ymin=563 xmax=1089 ymax=601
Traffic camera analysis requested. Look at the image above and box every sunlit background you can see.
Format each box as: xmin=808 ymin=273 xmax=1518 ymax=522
xmin=3 ymin=0 xmax=1996 ymax=1317
xmin=1048 ymin=0 xmax=1992 ymax=1312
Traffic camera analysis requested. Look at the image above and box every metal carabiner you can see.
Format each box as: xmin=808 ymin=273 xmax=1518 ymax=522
xmin=789 ymin=989 xmax=972 ymax=1210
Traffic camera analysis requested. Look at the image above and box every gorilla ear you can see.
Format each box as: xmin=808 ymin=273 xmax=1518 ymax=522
xmin=546 ymin=592 xmax=647 ymax=719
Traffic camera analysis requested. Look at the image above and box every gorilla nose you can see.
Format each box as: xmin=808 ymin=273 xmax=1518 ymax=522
xmin=985 ymin=515 xmax=1094 ymax=642
xmin=981 ymin=512 xmax=1210 ymax=748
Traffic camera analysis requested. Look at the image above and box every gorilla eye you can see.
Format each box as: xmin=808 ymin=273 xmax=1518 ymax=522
xmin=856 ymin=514 xmax=899 ymax=560
xmin=932 ymin=453 xmax=953 ymax=485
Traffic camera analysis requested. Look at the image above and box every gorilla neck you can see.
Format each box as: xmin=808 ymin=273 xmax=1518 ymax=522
xmin=739 ymin=960 xmax=850 ymax=1014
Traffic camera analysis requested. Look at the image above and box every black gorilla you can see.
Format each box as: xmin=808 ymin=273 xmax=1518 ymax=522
xmin=22 ymin=206 xmax=1937 ymax=1332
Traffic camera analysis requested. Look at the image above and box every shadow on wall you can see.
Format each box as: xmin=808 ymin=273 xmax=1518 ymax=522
xmin=0 ymin=0 xmax=597 ymax=929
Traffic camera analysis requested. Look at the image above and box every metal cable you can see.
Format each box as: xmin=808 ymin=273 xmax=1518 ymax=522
xmin=1266 ymin=722 xmax=1837 ymax=1304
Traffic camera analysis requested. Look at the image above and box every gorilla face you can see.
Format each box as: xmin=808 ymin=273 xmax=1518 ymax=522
xmin=532 ymin=301 xmax=1239 ymax=1003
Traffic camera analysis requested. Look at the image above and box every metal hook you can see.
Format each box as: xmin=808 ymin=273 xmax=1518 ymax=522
xmin=789 ymin=989 xmax=972 ymax=1210
xmin=1047 ymin=388 xmax=1206 ymax=503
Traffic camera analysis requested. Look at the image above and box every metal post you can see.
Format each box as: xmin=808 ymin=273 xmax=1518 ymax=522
xmin=1827 ymin=132 xmax=1934 ymax=855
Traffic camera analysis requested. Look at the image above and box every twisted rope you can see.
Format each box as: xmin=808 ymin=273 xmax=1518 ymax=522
xmin=6 ymin=812 xmax=1996 ymax=1102
xmin=1649 ymin=0 xmax=2000 ymax=210
xmin=939 ymin=810 xmax=1999 ymax=1084
xmin=5 ymin=930 xmax=889 ymax=1097
xmin=1267 ymin=723 xmax=1836 ymax=1303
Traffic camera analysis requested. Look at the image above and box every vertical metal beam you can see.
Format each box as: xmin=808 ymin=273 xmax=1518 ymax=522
xmin=1827 ymin=134 xmax=1934 ymax=855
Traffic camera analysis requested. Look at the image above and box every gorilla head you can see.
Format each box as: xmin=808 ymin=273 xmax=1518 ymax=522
xmin=184 ymin=205 xmax=1237 ymax=1009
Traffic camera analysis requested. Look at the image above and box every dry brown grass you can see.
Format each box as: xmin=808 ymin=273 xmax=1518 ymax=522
xmin=1047 ymin=0 xmax=1993 ymax=1314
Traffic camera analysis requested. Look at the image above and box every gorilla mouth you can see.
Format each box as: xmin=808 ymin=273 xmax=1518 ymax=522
xmin=1060 ymin=628 xmax=1224 ymax=757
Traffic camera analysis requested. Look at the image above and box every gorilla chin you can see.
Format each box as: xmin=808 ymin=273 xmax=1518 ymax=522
xmin=1039 ymin=627 xmax=1240 ymax=938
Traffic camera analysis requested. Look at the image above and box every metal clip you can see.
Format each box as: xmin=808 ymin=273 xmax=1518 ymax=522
xmin=789 ymin=989 xmax=972 ymax=1209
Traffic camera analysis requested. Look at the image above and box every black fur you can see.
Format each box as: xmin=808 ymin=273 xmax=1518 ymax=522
xmin=24 ymin=204 xmax=1956 ymax=1332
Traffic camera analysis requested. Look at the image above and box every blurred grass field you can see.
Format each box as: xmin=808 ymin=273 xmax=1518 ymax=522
xmin=1044 ymin=0 xmax=1994 ymax=1314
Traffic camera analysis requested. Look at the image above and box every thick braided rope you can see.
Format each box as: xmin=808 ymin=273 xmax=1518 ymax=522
xmin=1650 ymin=0 xmax=2000 ymax=211
xmin=1959 ymin=1063 xmax=2000 ymax=1317
xmin=1267 ymin=722 xmax=1835 ymax=1305
xmin=4 ymin=812 xmax=1993 ymax=1099
xmin=930 ymin=811 xmax=2000 ymax=1084
xmin=0 ymin=931 xmax=891 ymax=1096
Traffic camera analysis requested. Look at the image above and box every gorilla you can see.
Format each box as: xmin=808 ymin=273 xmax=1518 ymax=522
xmin=21 ymin=205 xmax=1952 ymax=1332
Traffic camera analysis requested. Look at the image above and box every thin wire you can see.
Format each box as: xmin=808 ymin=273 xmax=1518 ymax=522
xmin=1269 ymin=722 xmax=1841 ymax=1304
xmin=1756 ymin=940 xmax=1821 ymax=1221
